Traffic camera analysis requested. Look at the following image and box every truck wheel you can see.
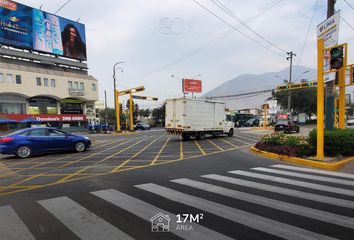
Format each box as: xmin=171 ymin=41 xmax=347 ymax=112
xmin=182 ymin=134 xmax=190 ymax=141
xmin=227 ymin=128 xmax=234 ymax=137
xmin=198 ymin=133 xmax=206 ymax=140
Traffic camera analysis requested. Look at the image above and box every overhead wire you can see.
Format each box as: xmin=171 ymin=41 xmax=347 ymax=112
xmin=293 ymin=0 xmax=319 ymax=83
xmin=122 ymin=0 xmax=283 ymax=81
xmin=210 ymin=0 xmax=287 ymax=54
xmin=191 ymin=0 xmax=287 ymax=59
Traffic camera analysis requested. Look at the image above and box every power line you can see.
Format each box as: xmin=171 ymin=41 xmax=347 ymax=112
xmin=341 ymin=16 xmax=354 ymax=30
xmin=206 ymin=89 xmax=273 ymax=99
xmin=191 ymin=0 xmax=287 ymax=59
xmin=296 ymin=0 xmax=319 ymax=72
xmin=210 ymin=0 xmax=287 ymax=54
xmin=343 ymin=0 xmax=354 ymax=10
xmin=122 ymin=0 xmax=283 ymax=81
xmin=55 ymin=0 xmax=71 ymax=14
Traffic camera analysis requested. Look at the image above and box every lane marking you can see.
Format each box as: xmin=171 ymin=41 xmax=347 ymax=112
xmin=136 ymin=183 xmax=336 ymax=240
xmin=92 ymin=189 xmax=233 ymax=240
xmin=172 ymin=178 xmax=354 ymax=229
xmin=0 ymin=206 xmax=35 ymax=240
xmin=111 ymin=135 xmax=164 ymax=172
xmin=180 ymin=138 xmax=184 ymax=159
xmin=193 ymin=140 xmax=206 ymax=155
xmin=38 ymin=196 xmax=133 ymax=240
xmin=271 ymin=164 xmax=354 ymax=179
xmin=203 ymin=174 xmax=354 ymax=209
xmin=253 ymin=167 xmax=354 ymax=187
xmin=230 ymin=170 xmax=354 ymax=197
xmin=150 ymin=135 xmax=171 ymax=165
xmin=229 ymin=137 xmax=251 ymax=145
xmin=207 ymin=139 xmax=224 ymax=151
xmin=218 ymin=138 xmax=239 ymax=148
xmin=234 ymin=134 xmax=259 ymax=142
xmin=0 ymin=173 xmax=45 ymax=193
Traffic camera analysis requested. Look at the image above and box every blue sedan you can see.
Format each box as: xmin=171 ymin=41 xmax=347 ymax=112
xmin=0 ymin=128 xmax=91 ymax=158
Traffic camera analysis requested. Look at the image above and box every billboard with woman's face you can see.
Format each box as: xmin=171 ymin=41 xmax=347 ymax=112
xmin=0 ymin=0 xmax=87 ymax=60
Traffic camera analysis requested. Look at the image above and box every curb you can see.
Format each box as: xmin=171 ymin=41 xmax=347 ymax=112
xmin=250 ymin=146 xmax=354 ymax=171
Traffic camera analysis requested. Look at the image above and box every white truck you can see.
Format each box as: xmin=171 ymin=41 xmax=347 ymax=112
xmin=165 ymin=98 xmax=235 ymax=140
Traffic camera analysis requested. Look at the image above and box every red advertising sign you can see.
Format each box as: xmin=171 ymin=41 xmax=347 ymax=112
xmin=183 ymin=79 xmax=202 ymax=93
xmin=277 ymin=114 xmax=289 ymax=120
xmin=1 ymin=114 xmax=87 ymax=122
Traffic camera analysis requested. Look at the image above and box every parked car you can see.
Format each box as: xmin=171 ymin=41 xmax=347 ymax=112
xmin=0 ymin=128 xmax=91 ymax=158
xmin=274 ymin=120 xmax=300 ymax=133
xmin=135 ymin=123 xmax=151 ymax=130
xmin=244 ymin=118 xmax=260 ymax=127
xmin=348 ymin=116 xmax=354 ymax=127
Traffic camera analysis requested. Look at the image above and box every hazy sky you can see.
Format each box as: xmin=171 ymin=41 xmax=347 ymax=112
xmin=20 ymin=0 xmax=354 ymax=108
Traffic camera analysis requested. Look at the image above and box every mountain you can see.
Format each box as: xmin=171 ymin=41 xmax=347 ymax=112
xmin=203 ymin=65 xmax=317 ymax=110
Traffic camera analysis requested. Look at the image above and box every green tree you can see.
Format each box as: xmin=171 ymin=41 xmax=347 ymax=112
xmin=152 ymin=102 xmax=166 ymax=126
xmin=273 ymin=88 xmax=317 ymax=117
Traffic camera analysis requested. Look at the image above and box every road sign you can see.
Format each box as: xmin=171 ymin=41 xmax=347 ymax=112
xmin=132 ymin=95 xmax=158 ymax=101
xmin=317 ymin=11 xmax=340 ymax=82
xmin=268 ymin=100 xmax=278 ymax=114
xmin=275 ymin=82 xmax=317 ymax=91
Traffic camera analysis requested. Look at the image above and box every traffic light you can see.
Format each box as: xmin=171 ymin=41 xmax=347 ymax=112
xmin=262 ymin=104 xmax=269 ymax=110
xmin=352 ymin=66 xmax=354 ymax=85
xmin=276 ymin=85 xmax=289 ymax=91
xmin=119 ymin=103 xmax=123 ymax=113
xmin=330 ymin=46 xmax=343 ymax=70
xmin=300 ymin=82 xmax=313 ymax=88
xmin=335 ymin=72 xmax=339 ymax=86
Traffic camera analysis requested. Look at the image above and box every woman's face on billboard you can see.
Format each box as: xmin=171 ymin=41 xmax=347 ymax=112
xmin=69 ymin=27 xmax=77 ymax=43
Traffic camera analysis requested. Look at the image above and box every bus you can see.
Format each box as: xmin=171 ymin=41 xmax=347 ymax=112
xmin=226 ymin=112 xmax=254 ymax=128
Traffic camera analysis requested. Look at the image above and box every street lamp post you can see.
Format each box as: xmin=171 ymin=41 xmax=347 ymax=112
xmin=113 ymin=61 xmax=124 ymax=132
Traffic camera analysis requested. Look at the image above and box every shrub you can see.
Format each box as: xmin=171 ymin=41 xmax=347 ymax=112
xmin=257 ymin=133 xmax=312 ymax=157
xmin=309 ymin=129 xmax=354 ymax=156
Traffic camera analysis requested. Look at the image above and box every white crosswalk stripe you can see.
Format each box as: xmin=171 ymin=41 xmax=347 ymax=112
xmin=135 ymin=183 xmax=337 ymax=240
xmin=91 ymin=189 xmax=233 ymax=240
xmin=230 ymin=170 xmax=354 ymax=196
xmin=37 ymin=196 xmax=133 ymax=240
xmin=271 ymin=164 xmax=354 ymax=179
xmin=0 ymin=206 xmax=35 ymax=240
xmin=252 ymin=167 xmax=354 ymax=186
xmin=3 ymin=163 xmax=354 ymax=240
xmin=202 ymin=174 xmax=354 ymax=209
xmin=171 ymin=178 xmax=354 ymax=229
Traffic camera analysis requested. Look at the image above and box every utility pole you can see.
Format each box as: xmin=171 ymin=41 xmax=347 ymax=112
xmin=104 ymin=90 xmax=108 ymax=125
xmin=325 ymin=0 xmax=336 ymax=130
xmin=286 ymin=51 xmax=296 ymax=115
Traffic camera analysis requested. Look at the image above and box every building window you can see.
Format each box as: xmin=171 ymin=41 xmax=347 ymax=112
xmin=15 ymin=75 xmax=21 ymax=84
xmin=51 ymin=79 xmax=56 ymax=87
xmin=68 ymin=81 xmax=73 ymax=89
xmin=0 ymin=103 xmax=26 ymax=114
xmin=7 ymin=74 xmax=13 ymax=84
xmin=36 ymin=77 xmax=41 ymax=86
xmin=79 ymin=82 xmax=84 ymax=91
xmin=74 ymin=82 xmax=78 ymax=90
xmin=92 ymin=84 xmax=96 ymax=91
xmin=44 ymin=78 xmax=49 ymax=87
xmin=0 ymin=73 xmax=3 ymax=83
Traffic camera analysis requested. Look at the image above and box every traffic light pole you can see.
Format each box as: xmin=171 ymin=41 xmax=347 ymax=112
xmin=325 ymin=0 xmax=336 ymax=130
xmin=286 ymin=51 xmax=296 ymax=116
xmin=129 ymin=92 xmax=134 ymax=131
xmin=317 ymin=39 xmax=325 ymax=160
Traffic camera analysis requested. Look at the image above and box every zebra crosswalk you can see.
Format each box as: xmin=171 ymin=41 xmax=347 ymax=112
xmin=1 ymin=164 xmax=354 ymax=240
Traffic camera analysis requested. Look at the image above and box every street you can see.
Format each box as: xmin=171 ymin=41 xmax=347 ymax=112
xmin=0 ymin=130 xmax=353 ymax=240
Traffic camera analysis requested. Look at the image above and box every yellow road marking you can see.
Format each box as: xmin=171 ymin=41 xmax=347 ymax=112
xmin=219 ymin=138 xmax=239 ymax=148
xmin=96 ymin=137 xmax=152 ymax=164
xmin=59 ymin=137 xmax=142 ymax=168
xmin=230 ymin=136 xmax=252 ymax=145
xmin=150 ymin=136 xmax=171 ymax=165
xmin=56 ymin=168 xmax=88 ymax=183
xmin=0 ymin=173 xmax=45 ymax=193
xmin=193 ymin=140 xmax=206 ymax=155
xmin=207 ymin=139 xmax=224 ymax=151
xmin=112 ymin=135 xmax=163 ymax=172
xmin=180 ymin=139 xmax=184 ymax=159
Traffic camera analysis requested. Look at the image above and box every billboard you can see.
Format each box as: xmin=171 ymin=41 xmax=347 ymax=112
xmin=0 ymin=0 xmax=87 ymax=60
xmin=183 ymin=79 xmax=202 ymax=93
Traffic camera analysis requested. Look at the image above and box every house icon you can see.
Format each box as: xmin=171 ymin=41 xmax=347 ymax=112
xmin=150 ymin=212 xmax=171 ymax=232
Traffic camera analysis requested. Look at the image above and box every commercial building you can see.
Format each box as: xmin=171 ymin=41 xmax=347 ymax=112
xmin=0 ymin=1 xmax=99 ymax=132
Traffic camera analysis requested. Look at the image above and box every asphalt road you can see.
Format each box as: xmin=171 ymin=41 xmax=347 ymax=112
xmin=0 ymin=130 xmax=353 ymax=240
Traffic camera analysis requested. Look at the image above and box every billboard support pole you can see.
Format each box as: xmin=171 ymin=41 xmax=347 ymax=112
xmin=317 ymin=39 xmax=325 ymax=160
